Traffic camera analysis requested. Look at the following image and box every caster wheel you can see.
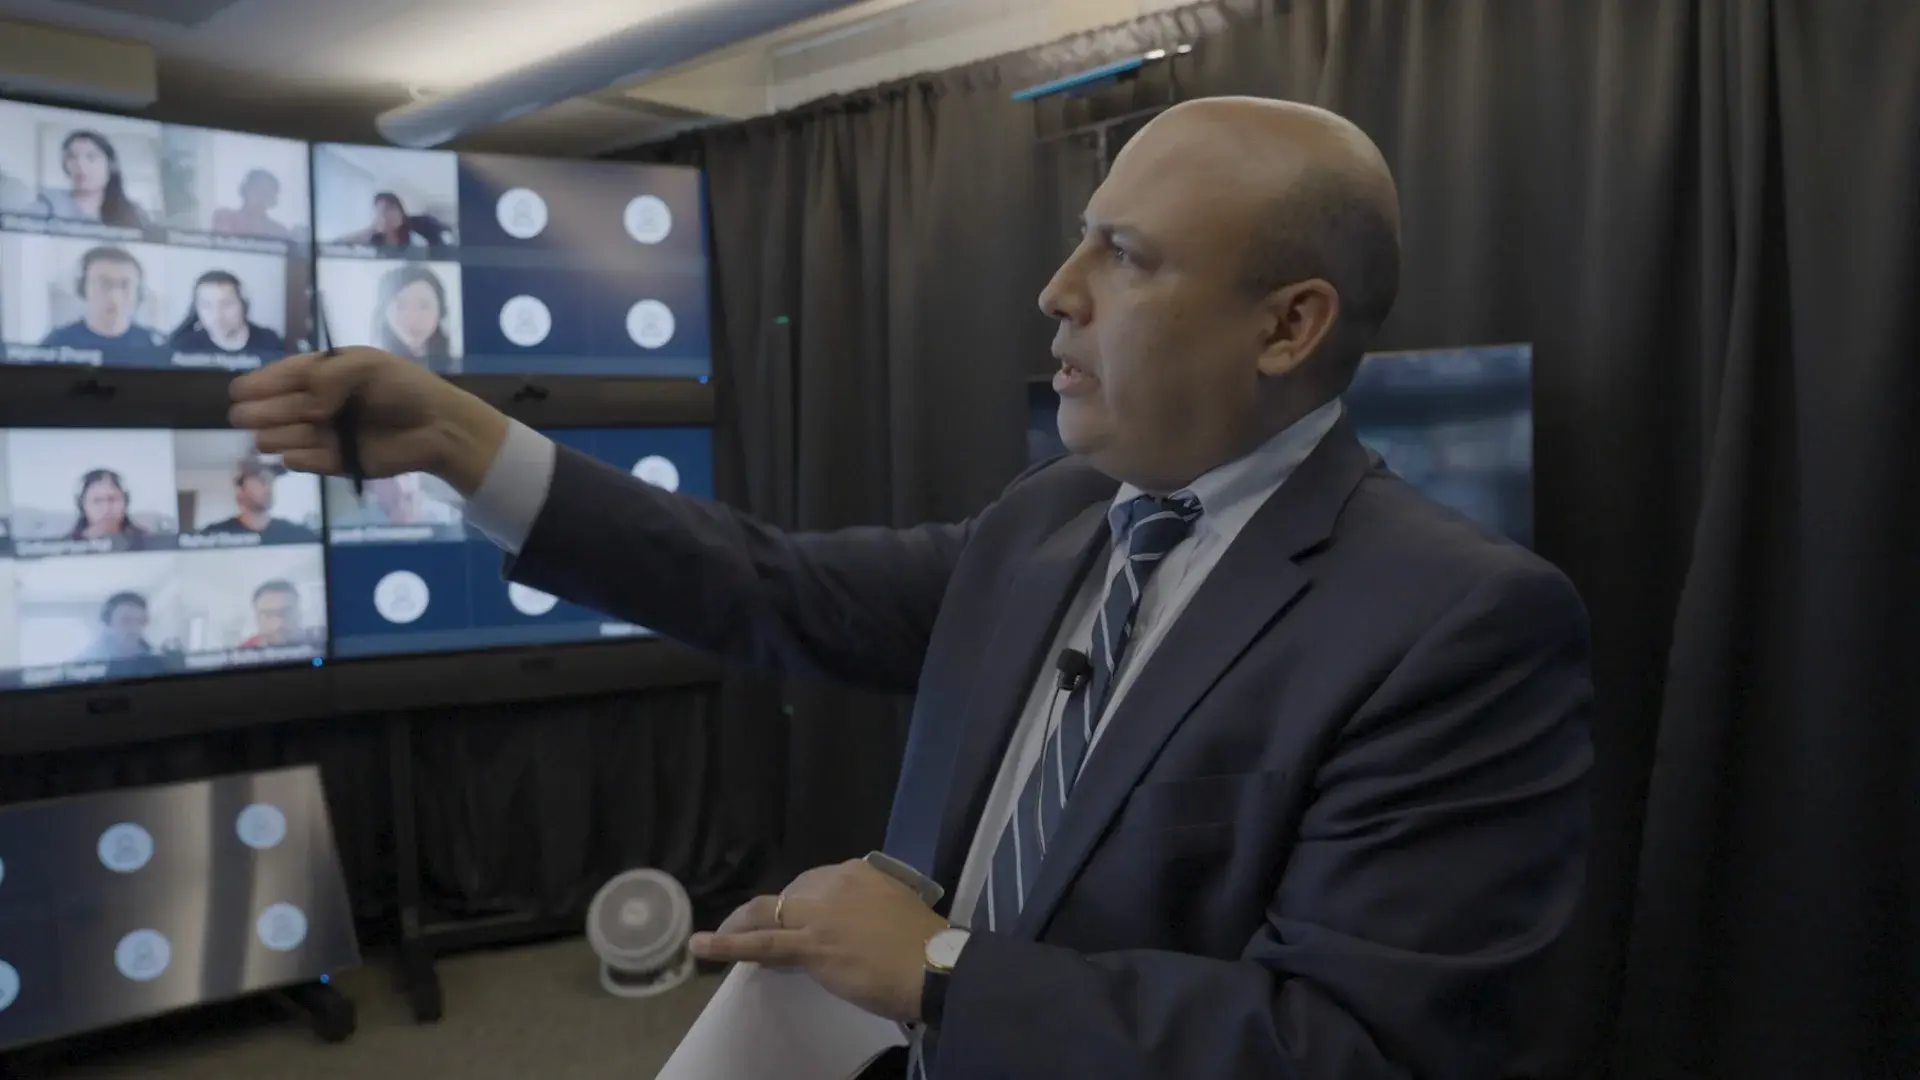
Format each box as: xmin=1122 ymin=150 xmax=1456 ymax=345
xmin=310 ymin=995 xmax=356 ymax=1043
xmin=406 ymin=970 xmax=443 ymax=1024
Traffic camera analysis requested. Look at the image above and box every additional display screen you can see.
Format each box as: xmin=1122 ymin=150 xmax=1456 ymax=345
xmin=312 ymin=143 xmax=708 ymax=378
xmin=1023 ymin=343 xmax=1533 ymax=544
xmin=0 ymin=428 xmax=327 ymax=693
xmin=0 ymin=99 xmax=313 ymax=371
xmin=1346 ymin=343 xmax=1533 ymax=546
xmin=0 ymin=765 xmax=361 ymax=1051
xmin=326 ymin=427 xmax=713 ymax=659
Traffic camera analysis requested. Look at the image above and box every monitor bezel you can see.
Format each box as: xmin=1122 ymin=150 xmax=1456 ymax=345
xmin=0 ymin=367 xmax=721 ymax=757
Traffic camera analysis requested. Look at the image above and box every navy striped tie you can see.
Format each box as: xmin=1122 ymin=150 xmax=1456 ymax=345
xmin=912 ymin=494 xmax=1202 ymax=1077
xmin=980 ymin=492 xmax=1202 ymax=933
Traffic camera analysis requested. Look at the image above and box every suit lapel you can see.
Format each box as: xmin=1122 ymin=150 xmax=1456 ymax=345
xmin=929 ymin=498 xmax=1112 ymax=897
xmin=1013 ymin=418 xmax=1373 ymax=937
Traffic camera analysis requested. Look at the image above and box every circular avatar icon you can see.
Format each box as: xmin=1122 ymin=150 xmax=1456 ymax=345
xmin=256 ymin=903 xmax=309 ymax=952
xmin=97 ymin=823 xmax=154 ymax=874
xmin=507 ymin=582 xmax=560 ymax=617
xmin=236 ymin=803 xmax=288 ymax=851
xmin=0 ymin=960 xmax=18 ymax=1012
xmin=495 ymin=187 xmax=549 ymax=239
xmin=499 ymin=294 xmax=552 ymax=348
xmin=622 ymin=195 xmax=673 ymax=244
xmin=625 ymin=300 xmax=675 ymax=349
xmin=630 ymin=455 xmax=680 ymax=492
xmin=114 ymin=930 xmax=171 ymax=982
xmin=373 ymin=570 xmax=430 ymax=625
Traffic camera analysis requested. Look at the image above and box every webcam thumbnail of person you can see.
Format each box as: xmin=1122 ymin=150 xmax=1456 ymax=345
xmin=0 ymin=429 xmax=326 ymax=688
xmin=314 ymin=258 xmax=464 ymax=373
xmin=324 ymin=472 xmax=465 ymax=545
xmin=158 ymin=125 xmax=312 ymax=245
xmin=313 ymin=144 xmax=459 ymax=259
xmin=0 ymin=102 xmax=162 ymax=230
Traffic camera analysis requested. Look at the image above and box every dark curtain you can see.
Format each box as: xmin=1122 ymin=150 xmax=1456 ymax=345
xmin=629 ymin=0 xmax=1919 ymax=1075
xmin=631 ymin=68 xmax=1051 ymax=877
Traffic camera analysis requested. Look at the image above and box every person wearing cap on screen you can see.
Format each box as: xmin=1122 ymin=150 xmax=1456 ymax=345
xmin=198 ymin=455 xmax=315 ymax=543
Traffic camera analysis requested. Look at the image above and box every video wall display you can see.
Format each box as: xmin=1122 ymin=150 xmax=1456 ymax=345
xmin=326 ymin=426 xmax=713 ymax=659
xmin=312 ymin=143 xmax=709 ymax=379
xmin=0 ymin=100 xmax=312 ymax=371
xmin=1345 ymin=343 xmax=1534 ymax=546
xmin=0 ymin=428 xmax=327 ymax=693
xmin=0 ymin=766 xmax=360 ymax=1051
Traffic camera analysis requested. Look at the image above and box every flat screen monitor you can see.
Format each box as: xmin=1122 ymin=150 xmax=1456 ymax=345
xmin=1345 ymin=343 xmax=1534 ymax=546
xmin=325 ymin=426 xmax=714 ymax=659
xmin=1022 ymin=342 xmax=1533 ymax=545
xmin=311 ymin=143 xmax=708 ymax=379
xmin=0 ymin=99 xmax=313 ymax=372
xmin=0 ymin=765 xmax=360 ymax=1051
xmin=0 ymin=428 xmax=328 ymax=694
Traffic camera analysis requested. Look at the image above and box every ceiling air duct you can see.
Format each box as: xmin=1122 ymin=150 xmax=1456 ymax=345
xmin=375 ymin=0 xmax=867 ymax=149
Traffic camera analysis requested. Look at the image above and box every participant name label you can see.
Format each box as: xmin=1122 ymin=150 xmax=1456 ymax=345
xmin=3 ymin=344 xmax=103 ymax=366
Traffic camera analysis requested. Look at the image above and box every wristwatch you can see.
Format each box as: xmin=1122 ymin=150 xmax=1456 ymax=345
xmin=920 ymin=927 xmax=971 ymax=1028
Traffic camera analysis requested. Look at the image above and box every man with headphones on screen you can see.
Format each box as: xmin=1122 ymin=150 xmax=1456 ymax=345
xmin=170 ymin=269 xmax=286 ymax=362
xmin=39 ymin=245 xmax=169 ymax=363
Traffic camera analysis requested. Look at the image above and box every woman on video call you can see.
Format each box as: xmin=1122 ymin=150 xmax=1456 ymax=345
xmin=37 ymin=130 xmax=149 ymax=227
xmin=333 ymin=192 xmax=451 ymax=256
xmin=372 ymin=263 xmax=456 ymax=372
xmin=70 ymin=468 xmax=154 ymax=549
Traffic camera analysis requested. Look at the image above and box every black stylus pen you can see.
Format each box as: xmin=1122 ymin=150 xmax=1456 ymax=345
xmin=313 ymin=291 xmax=365 ymax=496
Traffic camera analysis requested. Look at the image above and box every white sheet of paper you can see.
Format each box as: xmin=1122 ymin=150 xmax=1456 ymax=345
xmin=657 ymin=963 xmax=907 ymax=1080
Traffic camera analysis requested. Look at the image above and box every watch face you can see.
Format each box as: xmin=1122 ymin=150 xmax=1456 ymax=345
xmin=926 ymin=928 xmax=970 ymax=970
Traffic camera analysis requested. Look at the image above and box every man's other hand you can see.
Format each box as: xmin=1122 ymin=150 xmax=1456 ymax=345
xmin=691 ymin=859 xmax=949 ymax=1024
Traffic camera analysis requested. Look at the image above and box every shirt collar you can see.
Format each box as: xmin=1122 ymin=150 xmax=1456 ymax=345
xmin=1108 ymin=397 xmax=1345 ymax=540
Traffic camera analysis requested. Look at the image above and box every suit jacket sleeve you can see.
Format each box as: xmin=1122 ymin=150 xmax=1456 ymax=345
xmin=936 ymin=563 xmax=1594 ymax=1080
xmin=503 ymin=444 xmax=974 ymax=695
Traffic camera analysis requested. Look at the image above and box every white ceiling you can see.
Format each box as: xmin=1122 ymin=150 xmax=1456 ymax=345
xmin=0 ymin=0 xmax=1194 ymax=154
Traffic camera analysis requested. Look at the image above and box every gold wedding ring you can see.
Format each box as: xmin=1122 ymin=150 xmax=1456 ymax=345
xmin=773 ymin=891 xmax=788 ymax=928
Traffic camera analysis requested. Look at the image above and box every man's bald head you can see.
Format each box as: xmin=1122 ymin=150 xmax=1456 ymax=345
xmin=1130 ymin=97 xmax=1402 ymax=374
xmin=1039 ymin=96 xmax=1402 ymax=493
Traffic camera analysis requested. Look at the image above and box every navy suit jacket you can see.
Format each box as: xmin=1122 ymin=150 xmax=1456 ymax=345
xmin=505 ymin=414 xmax=1593 ymax=1079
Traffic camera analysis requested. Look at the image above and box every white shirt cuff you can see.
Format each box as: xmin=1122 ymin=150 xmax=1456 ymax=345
xmin=461 ymin=418 xmax=554 ymax=555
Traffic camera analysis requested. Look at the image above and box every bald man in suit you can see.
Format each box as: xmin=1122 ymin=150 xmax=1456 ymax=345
xmin=233 ymin=97 xmax=1590 ymax=1078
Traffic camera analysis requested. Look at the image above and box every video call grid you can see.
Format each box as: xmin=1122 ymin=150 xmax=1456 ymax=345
xmin=310 ymin=142 xmax=712 ymax=378
xmin=1 ymin=95 xmax=717 ymax=380
xmin=0 ymin=99 xmax=313 ymax=373
xmin=0 ymin=425 xmax=715 ymax=692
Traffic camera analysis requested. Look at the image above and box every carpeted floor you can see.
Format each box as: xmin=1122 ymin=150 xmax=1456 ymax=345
xmin=40 ymin=939 xmax=720 ymax=1079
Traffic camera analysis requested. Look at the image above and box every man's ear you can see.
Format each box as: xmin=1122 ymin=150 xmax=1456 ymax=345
xmin=1256 ymin=279 xmax=1340 ymax=379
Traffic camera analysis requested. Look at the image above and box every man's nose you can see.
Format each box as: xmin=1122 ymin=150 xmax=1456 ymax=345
xmin=1037 ymin=257 xmax=1090 ymax=326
